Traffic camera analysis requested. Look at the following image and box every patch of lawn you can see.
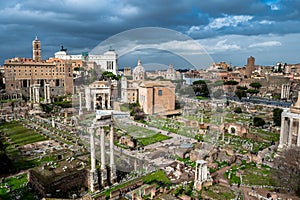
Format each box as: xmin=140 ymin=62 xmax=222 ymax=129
xmin=202 ymin=184 xmax=235 ymax=200
xmin=137 ymin=133 xmax=170 ymax=146
xmin=142 ymin=170 xmax=171 ymax=185
xmin=0 ymin=173 xmax=36 ymax=200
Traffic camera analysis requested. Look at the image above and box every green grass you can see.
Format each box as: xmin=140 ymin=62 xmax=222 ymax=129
xmin=137 ymin=133 xmax=170 ymax=146
xmin=0 ymin=121 xmax=50 ymax=172
xmin=202 ymin=185 xmax=235 ymax=200
xmin=120 ymin=103 xmax=131 ymax=112
xmin=142 ymin=170 xmax=171 ymax=185
xmin=0 ymin=121 xmax=47 ymax=146
xmin=242 ymin=164 xmax=276 ymax=186
xmin=116 ymin=123 xmax=158 ymax=138
xmin=0 ymin=173 xmax=36 ymax=200
xmin=176 ymin=157 xmax=196 ymax=167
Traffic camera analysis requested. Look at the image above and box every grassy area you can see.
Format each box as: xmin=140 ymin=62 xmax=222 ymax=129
xmin=202 ymin=184 xmax=235 ymax=200
xmin=0 ymin=173 xmax=36 ymax=200
xmin=116 ymin=123 xmax=158 ymax=138
xmin=242 ymin=164 xmax=276 ymax=186
xmin=0 ymin=121 xmax=47 ymax=146
xmin=253 ymin=128 xmax=280 ymax=142
xmin=196 ymin=96 xmax=210 ymax=100
xmin=176 ymin=156 xmax=196 ymax=167
xmin=120 ymin=103 xmax=131 ymax=112
xmin=224 ymin=165 xmax=241 ymax=184
xmin=142 ymin=170 xmax=171 ymax=185
xmin=0 ymin=121 xmax=54 ymax=172
xmin=137 ymin=133 xmax=170 ymax=146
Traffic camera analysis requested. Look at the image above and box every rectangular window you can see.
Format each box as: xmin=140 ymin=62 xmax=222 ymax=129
xmin=107 ymin=61 xmax=113 ymax=70
xmin=158 ymin=90 xmax=162 ymax=96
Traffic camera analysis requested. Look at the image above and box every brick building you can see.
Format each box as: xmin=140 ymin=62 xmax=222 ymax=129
xmin=4 ymin=37 xmax=74 ymax=100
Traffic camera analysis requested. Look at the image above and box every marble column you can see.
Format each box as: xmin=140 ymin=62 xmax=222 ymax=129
xmin=52 ymin=117 xmax=55 ymax=128
xmin=297 ymin=120 xmax=300 ymax=147
xmin=29 ymin=86 xmax=32 ymax=102
xmin=110 ymin=120 xmax=117 ymax=183
xmin=107 ymin=94 xmax=111 ymax=109
xmin=288 ymin=118 xmax=294 ymax=146
xmin=85 ymin=87 xmax=91 ymax=111
xmin=90 ymin=127 xmax=96 ymax=172
xmin=102 ymin=94 xmax=105 ymax=109
xmin=44 ymin=84 xmax=50 ymax=103
xmin=79 ymin=92 xmax=83 ymax=116
xmin=93 ymin=93 xmax=97 ymax=111
xmin=279 ymin=116 xmax=285 ymax=148
xmin=89 ymin=125 xmax=99 ymax=192
xmin=47 ymin=84 xmax=51 ymax=103
xmin=35 ymin=86 xmax=40 ymax=103
xmin=202 ymin=164 xmax=207 ymax=181
xmin=100 ymin=127 xmax=107 ymax=186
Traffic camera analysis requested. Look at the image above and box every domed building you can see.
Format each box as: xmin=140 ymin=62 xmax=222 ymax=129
xmin=132 ymin=59 xmax=145 ymax=81
xmin=166 ymin=64 xmax=177 ymax=80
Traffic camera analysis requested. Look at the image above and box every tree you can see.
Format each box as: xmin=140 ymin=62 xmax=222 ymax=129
xmin=249 ymin=82 xmax=262 ymax=90
xmin=224 ymin=80 xmax=239 ymax=85
xmin=247 ymin=89 xmax=259 ymax=96
xmin=192 ymin=80 xmax=210 ymax=97
xmin=237 ymin=86 xmax=248 ymax=90
xmin=235 ymin=89 xmax=247 ymax=100
xmin=273 ymin=108 xmax=283 ymax=126
xmin=102 ymin=71 xmax=120 ymax=80
xmin=253 ymin=117 xmax=265 ymax=127
xmin=234 ymin=107 xmax=242 ymax=113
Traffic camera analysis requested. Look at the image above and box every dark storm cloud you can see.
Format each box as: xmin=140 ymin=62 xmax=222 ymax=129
xmin=0 ymin=0 xmax=299 ymax=65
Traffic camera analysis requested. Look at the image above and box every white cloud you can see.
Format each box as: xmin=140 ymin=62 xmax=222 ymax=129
xmin=202 ymin=39 xmax=241 ymax=53
xmin=119 ymin=5 xmax=139 ymax=16
xmin=259 ymin=20 xmax=275 ymax=25
xmin=205 ymin=15 xmax=253 ymax=30
xmin=187 ymin=15 xmax=253 ymax=35
xmin=248 ymin=41 xmax=282 ymax=48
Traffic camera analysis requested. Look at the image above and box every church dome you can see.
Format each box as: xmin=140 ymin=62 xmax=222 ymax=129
xmin=132 ymin=59 xmax=145 ymax=81
xmin=133 ymin=59 xmax=145 ymax=74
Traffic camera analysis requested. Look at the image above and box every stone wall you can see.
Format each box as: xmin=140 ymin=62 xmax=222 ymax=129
xmin=28 ymin=168 xmax=89 ymax=198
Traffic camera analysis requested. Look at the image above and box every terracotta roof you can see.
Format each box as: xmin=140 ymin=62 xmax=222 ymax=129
xmin=139 ymin=80 xmax=175 ymax=88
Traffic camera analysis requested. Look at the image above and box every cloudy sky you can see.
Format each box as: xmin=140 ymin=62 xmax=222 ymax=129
xmin=1 ymin=0 xmax=300 ymax=69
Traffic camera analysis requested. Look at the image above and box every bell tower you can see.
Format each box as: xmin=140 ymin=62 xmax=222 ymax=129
xmin=32 ymin=36 xmax=41 ymax=61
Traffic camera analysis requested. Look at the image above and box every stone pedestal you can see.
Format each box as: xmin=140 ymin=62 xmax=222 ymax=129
xmin=89 ymin=170 xmax=99 ymax=192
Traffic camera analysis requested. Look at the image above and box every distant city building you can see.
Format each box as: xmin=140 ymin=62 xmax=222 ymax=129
xmin=132 ymin=59 xmax=145 ymax=81
xmin=123 ymin=67 xmax=132 ymax=76
xmin=138 ymin=81 xmax=175 ymax=115
xmin=85 ymin=80 xmax=113 ymax=111
xmin=245 ymin=56 xmax=257 ymax=78
xmin=4 ymin=37 xmax=74 ymax=100
xmin=32 ymin=36 xmax=42 ymax=62
xmin=165 ymin=64 xmax=177 ymax=80
xmin=121 ymin=76 xmax=139 ymax=103
xmin=54 ymin=47 xmax=118 ymax=75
